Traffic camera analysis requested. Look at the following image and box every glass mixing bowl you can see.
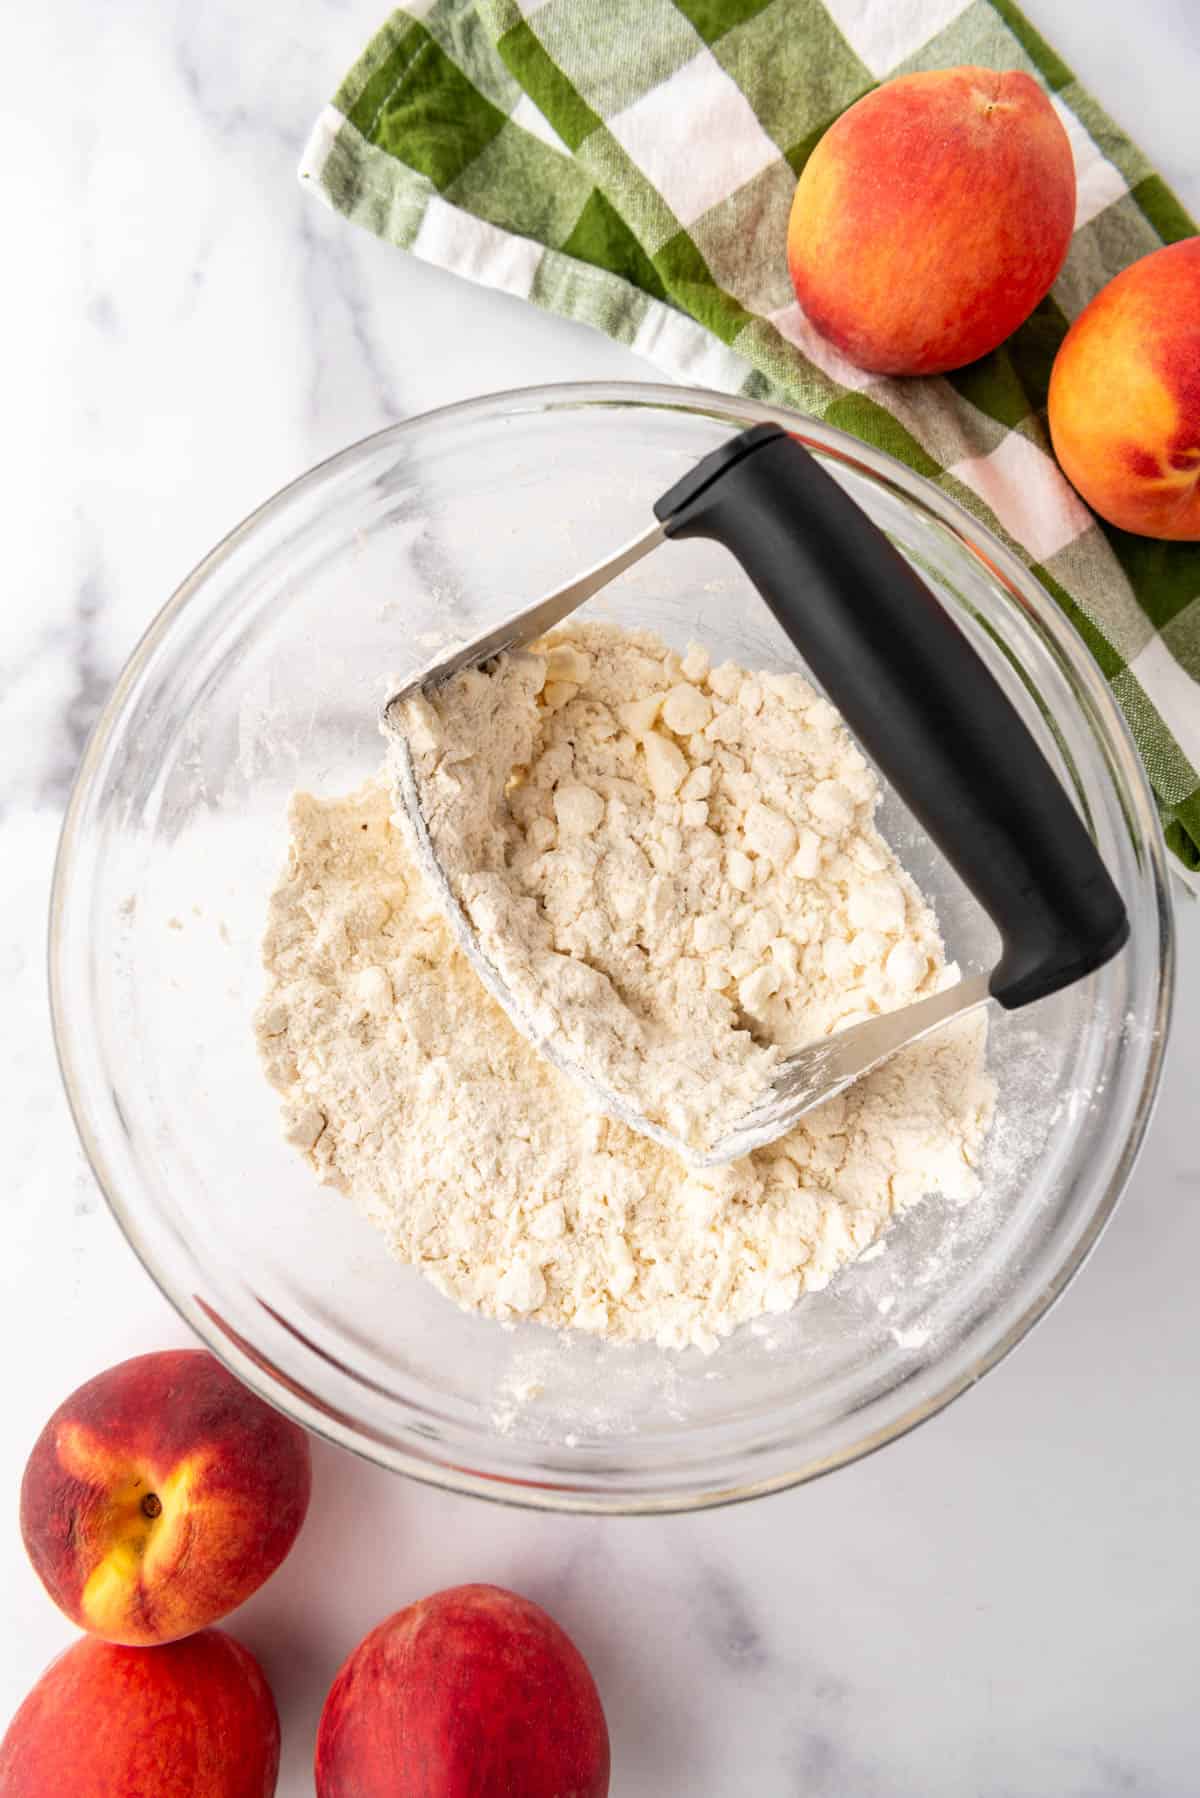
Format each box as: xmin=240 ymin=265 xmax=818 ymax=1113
xmin=50 ymin=383 xmax=1173 ymax=1513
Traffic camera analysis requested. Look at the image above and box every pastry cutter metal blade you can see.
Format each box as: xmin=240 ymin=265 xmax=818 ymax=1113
xmin=382 ymin=425 xmax=1129 ymax=1167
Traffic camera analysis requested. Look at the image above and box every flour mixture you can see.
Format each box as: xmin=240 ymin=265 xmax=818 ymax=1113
xmin=256 ymin=622 xmax=994 ymax=1351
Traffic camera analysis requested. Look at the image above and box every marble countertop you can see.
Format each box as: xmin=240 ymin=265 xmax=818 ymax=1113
xmin=4 ymin=3 xmax=1198 ymax=1792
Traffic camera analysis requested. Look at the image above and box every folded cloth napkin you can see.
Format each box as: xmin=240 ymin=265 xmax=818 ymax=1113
xmin=302 ymin=0 xmax=1200 ymax=875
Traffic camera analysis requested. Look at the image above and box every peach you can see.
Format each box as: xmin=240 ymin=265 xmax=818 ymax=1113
xmin=315 ymin=1584 xmax=611 ymax=1797
xmin=0 ymin=1627 xmax=279 ymax=1797
xmin=20 ymin=1349 xmax=311 ymax=1646
xmin=787 ymin=67 xmax=1076 ymax=375
xmin=1048 ymin=237 xmax=1200 ymax=539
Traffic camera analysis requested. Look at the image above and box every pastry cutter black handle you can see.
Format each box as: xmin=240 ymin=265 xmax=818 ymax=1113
xmin=653 ymin=424 xmax=1128 ymax=1009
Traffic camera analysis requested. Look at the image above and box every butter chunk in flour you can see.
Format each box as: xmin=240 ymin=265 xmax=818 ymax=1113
xmin=255 ymin=623 xmax=994 ymax=1352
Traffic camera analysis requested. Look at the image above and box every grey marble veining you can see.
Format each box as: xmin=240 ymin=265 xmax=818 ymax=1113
xmin=2 ymin=2 xmax=1198 ymax=1794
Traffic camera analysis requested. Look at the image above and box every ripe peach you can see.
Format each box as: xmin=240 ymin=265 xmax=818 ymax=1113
xmin=315 ymin=1584 xmax=611 ymax=1797
xmin=0 ymin=1628 xmax=279 ymax=1797
xmin=787 ymin=67 xmax=1076 ymax=375
xmin=1048 ymin=237 xmax=1200 ymax=539
xmin=20 ymin=1349 xmax=311 ymax=1646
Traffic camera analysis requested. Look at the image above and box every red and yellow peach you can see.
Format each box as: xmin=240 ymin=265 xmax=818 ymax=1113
xmin=0 ymin=1628 xmax=280 ymax=1797
xmin=315 ymin=1583 xmax=611 ymax=1797
xmin=20 ymin=1349 xmax=311 ymax=1646
xmin=1049 ymin=236 xmax=1200 ymax=539
xmin=788 ymin=66 xmax=1076 ymax=375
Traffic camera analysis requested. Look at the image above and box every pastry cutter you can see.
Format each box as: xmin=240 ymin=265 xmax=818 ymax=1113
xmin=382 ymin=424 xmax=1129 ymax=1166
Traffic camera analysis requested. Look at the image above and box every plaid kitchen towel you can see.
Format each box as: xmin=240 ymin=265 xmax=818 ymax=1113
xmin=301 ymin=0 xmax=1200 ymax=875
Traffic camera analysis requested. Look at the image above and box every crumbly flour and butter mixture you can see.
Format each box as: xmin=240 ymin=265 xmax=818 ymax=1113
xmin=256 ymin=622 xmax=994 ymax=1352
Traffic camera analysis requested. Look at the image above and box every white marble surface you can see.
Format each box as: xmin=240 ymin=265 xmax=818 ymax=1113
xmin=3 ymin=3 xmax=1198 ymax=1793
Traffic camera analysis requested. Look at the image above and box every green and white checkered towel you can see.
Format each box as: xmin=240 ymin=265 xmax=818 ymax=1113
xmin=301 ymin=0 xmax=1200 ymax=875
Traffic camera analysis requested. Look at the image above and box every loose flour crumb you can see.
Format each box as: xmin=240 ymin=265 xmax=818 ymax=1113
xmin=255 ymin=624 xmax=995 ymax=1352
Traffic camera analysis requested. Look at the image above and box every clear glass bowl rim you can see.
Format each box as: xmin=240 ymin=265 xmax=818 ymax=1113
xmin=49 ymin=379 xmax=1175 ymax=1514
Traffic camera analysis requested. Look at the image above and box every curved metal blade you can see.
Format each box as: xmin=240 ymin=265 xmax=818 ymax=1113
xmin=698 ymin=973 xmax=993 ymax=1166
xmin=381 ymin=520 xmax=666 ymax=727
xmin=380 ymin=512 xmax=992 ymax=1171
